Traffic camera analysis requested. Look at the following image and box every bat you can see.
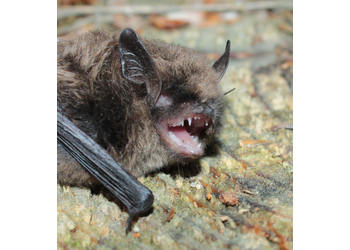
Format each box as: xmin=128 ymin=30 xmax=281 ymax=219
xmin=57 ymin=28 xmax=230 ymax=232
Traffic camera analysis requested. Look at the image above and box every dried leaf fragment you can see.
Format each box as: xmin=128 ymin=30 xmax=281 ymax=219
xmin=210 ymin=167 xmax=221 ymax=179
xmin=239 ymin=140 xmax=268 ymax=147
xmin=133 ymin=232 xmax=140 ymax=238
xmin=198 ymin=12 xmax=221 ymax=27
xmin=150 ymin=16 xmax=189 ymax=29
xmin=165 ymin=207 xmax=176 ymax=223
xmin=219 ymin=192 xmax=239 ymax=206
xmin=187 ymin=194 xmax=207 ymax=208
xmin=281 ymin=60 xmax=293 ymax=69
xmin=170 ymin=188 xmax=181 ymax=196
xmin=199 ymin=180 xmax=219 ymax=193
xmin=206 ymin=193 xmax=212 ymax=201
xmin=267 ymin=222 xmax=289 ymax=250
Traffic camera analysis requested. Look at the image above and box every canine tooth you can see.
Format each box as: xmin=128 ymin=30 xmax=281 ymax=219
xmin=188 ymin=117 xmax=192 ymax=126
xmin=206 ymin=122 xmax=208 ymax=126
xmin=181 ymin=120 xmax=184 ymax=126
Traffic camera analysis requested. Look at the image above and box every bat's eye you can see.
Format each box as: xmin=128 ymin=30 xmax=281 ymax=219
xmin=155 ymin=94 xmax=173 ymax=107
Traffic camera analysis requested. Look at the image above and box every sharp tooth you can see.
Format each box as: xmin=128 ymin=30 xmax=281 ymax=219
xmin=188 ymin=117 xmax=192 ymax=126
xmin=181 ymin=120 xmax=184 ymax=126
xmin=206 ymin=122 xmax=208 ymax=126
xmin=197 ymin=143 xmax=202 ymax=148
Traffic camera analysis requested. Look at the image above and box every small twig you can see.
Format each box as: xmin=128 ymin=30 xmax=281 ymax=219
xmin=58 ymin=1 xmax=293 ymax=20
xmin=271 ymin=124 xmax=293 ymax=131
xmin=243 ymin=190 xmax=254 ymax=195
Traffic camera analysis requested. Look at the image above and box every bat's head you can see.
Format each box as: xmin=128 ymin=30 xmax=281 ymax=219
xmin=119 ymin=28 xmax=230 ymax=163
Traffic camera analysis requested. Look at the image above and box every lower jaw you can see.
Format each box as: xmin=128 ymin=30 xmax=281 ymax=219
xmin=158 ymin=132 xmax=204 ymax=158
xmin=173 ymin=147 xmax=203 ymax=158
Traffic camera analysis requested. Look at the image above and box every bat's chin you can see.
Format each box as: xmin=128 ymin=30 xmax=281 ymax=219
xmin=157 ymin=114 xmax=212 ymax=158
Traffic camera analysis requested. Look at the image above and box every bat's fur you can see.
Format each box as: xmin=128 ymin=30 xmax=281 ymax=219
xmin=57 ymin=30 xmax=226 ymax=187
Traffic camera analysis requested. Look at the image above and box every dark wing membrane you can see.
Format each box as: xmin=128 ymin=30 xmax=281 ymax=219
xmin=57 ymin=106 xmax=154 ymax=232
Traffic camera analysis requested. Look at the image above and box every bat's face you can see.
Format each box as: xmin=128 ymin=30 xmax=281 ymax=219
xmin=119 ymin=28 xmax=230 ymax=164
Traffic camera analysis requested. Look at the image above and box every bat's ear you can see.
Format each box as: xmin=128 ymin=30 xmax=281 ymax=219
xmin=119 ymin=28 xmax=162 ymax=106
xmin=212 ymin=40 xmax=230 ymax=82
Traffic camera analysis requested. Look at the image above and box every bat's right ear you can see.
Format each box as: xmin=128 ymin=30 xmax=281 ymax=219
xmin=119 ymin=28 xmax=162 ymax=106
xmin=212 ymin=40 xmax=231 ymax=82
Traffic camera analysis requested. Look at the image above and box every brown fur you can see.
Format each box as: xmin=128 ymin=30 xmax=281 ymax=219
xmin=57 ymin=30 xmax=226 ymax=187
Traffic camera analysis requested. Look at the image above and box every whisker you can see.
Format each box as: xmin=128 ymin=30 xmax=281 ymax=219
xmin=224 ymin=88 xmax=236 ymax=95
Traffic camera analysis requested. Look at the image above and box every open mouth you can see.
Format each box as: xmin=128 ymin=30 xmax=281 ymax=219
xmin=157 ymin=114 xmax=212 ymax=157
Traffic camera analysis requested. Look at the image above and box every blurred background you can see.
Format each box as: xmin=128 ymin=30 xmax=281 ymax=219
xmin=57 ymin=1 xmax=293 ymax=249
xmin=57 ymin=0 xmax=292 ymax=75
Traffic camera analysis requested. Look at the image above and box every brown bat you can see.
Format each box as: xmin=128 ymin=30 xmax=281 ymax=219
xmin=57 ymin=28 xmax=230 ymax=232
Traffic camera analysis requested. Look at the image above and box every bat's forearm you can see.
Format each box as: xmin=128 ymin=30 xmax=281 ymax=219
xmin=57 ymin=106 xmax=154 ymax=232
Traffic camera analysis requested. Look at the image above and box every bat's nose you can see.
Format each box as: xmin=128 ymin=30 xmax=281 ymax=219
xmin=194 ymin=104 xmax=214 ymax=117
xmin=203 ymin=106 xmax=214 ymax=117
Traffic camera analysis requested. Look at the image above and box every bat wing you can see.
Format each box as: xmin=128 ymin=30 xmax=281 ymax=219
xmin=57 ymin=106 xmax=154 ymax=233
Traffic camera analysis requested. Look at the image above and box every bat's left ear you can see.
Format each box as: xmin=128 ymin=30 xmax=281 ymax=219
xmin=119 ymin=28 xmax=162 ymax=106
xmin=212 ymin=40 xmax=230 ymax=82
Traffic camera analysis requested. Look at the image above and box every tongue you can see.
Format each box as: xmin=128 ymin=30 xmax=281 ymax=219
xmin=169 ymin=126 xmax=197 ymax=148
